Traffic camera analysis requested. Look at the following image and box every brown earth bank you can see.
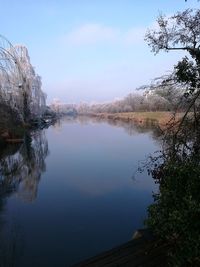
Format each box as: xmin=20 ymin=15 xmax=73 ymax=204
xmin=80 ymin=112 xmax=183 ymax=129
xmin=0 ymin=103 xmax=25 ymax=143
xmin=0 ymin=103 xmax=57 ymax=143
xmin=0 ymin=127 xmax=26 ymax=144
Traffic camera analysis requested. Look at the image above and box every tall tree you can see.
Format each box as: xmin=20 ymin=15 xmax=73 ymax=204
xmin=146 ymin=9 xmax=200 ymax=119
xmin=145 ymin=9 xmax=200 ymax=266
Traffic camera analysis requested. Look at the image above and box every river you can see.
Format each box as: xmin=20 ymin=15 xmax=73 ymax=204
xmin=0 ymin=116 xmax=160 ymax=267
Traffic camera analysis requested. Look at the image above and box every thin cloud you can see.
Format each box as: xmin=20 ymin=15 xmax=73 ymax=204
xmin=63 ymin=23 xmax=150 ymax=46
xmin=124 ymin=27 xmax=147 ymax=45
xmin=65 ymin=23 xmax=119 ymax=45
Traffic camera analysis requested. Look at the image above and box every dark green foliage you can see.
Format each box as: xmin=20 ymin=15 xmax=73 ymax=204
xmin=175 ymin=57 xmax=199 ymax=90
xmin=146 ymin=158 xmax=200 ymax=266
xmin=146 ymin=116 xmax=200 ymax=266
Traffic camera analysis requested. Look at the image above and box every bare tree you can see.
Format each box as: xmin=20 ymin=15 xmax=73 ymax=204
xmin=145 ymin=9 xmax=200 ymax=131
xmin=145 ymin=9 xmax=200 ymax=63
xmin=0 ymin=35 xmax=47 ymax=124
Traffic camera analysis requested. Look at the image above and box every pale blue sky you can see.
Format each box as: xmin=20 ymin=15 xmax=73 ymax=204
xmin=1 ymin=0 xmax=199 ymax=103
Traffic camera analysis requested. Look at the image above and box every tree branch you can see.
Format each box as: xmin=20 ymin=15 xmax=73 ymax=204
xmin=165 ymin=47 xmax=189 ymax=51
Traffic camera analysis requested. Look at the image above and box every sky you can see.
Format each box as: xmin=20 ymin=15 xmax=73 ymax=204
xmin=1 ymin=0 xmax=199 ymax=103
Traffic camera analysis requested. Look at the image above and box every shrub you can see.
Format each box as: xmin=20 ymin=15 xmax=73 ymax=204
xmin=146 ymin=159 xmax=200 ymax=266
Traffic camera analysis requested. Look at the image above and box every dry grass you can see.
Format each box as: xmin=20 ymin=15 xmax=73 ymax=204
xmin=89 ymin=112 xmax=184 ymax=128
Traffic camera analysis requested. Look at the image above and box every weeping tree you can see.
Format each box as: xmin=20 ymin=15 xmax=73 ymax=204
xmin=145 ymin=9 xmax=200 ymax=266
xmin=0 ymin=35 xmax=46 ymax=124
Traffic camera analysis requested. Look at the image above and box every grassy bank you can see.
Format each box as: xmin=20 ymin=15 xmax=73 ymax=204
xmin=88 ymin=112 xmax=182 ymax=128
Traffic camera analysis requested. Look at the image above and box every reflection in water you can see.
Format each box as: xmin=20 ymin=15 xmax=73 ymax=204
xmin=0 ymin=130 xmax=48 ymax=202
xmin=0 ymin=118 xmax=159 ymax=267
xmin=50 ymin=116 xmax=158 ymax=197
xmin=0 ymin=221 xmax=24 ymax=267
xmin=53 ymin=115 xmax=162 ymax=141
xmin=51 ymin=117 xmax=161 ymax=195
xmin=0 ymin=130 xmax=48 ymax=266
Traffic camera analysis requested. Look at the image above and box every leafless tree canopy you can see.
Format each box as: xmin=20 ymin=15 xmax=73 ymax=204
xmin=145 ymin=9 xmax=200 ymax=62
xmin=0 ymin=35 xmax=47 ymax=123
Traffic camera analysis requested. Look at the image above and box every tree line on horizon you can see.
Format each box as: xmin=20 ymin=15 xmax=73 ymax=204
xmin=49 ymin=82 xmax=188 ymax=115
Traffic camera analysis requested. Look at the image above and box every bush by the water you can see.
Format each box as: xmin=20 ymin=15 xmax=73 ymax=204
xmin=146 ymin=157 xmax=200 ymax=266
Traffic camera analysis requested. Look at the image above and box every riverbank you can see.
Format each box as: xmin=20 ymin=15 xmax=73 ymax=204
xmin=85 ymin=111 xmax=180 ymax=129
xmin=0 ymin=115 xmax=57 ymax=145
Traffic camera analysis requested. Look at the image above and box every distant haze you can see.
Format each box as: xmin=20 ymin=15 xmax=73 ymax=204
xmin=2 ymin=0 xmax=199 ymax=103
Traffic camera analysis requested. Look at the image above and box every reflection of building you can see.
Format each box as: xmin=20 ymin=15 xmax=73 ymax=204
xmin=0 ymin=130 xmax=48 ymax=202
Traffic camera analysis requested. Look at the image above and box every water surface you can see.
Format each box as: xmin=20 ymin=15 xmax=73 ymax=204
xmin=0 ymin=117 xmax=159 ymax=267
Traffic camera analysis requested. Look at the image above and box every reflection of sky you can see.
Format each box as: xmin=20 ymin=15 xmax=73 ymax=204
xmin=45 ymin=121 xmax=157 ymax=196
xmin=4 ymin=119 xmax=159 ymax=267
